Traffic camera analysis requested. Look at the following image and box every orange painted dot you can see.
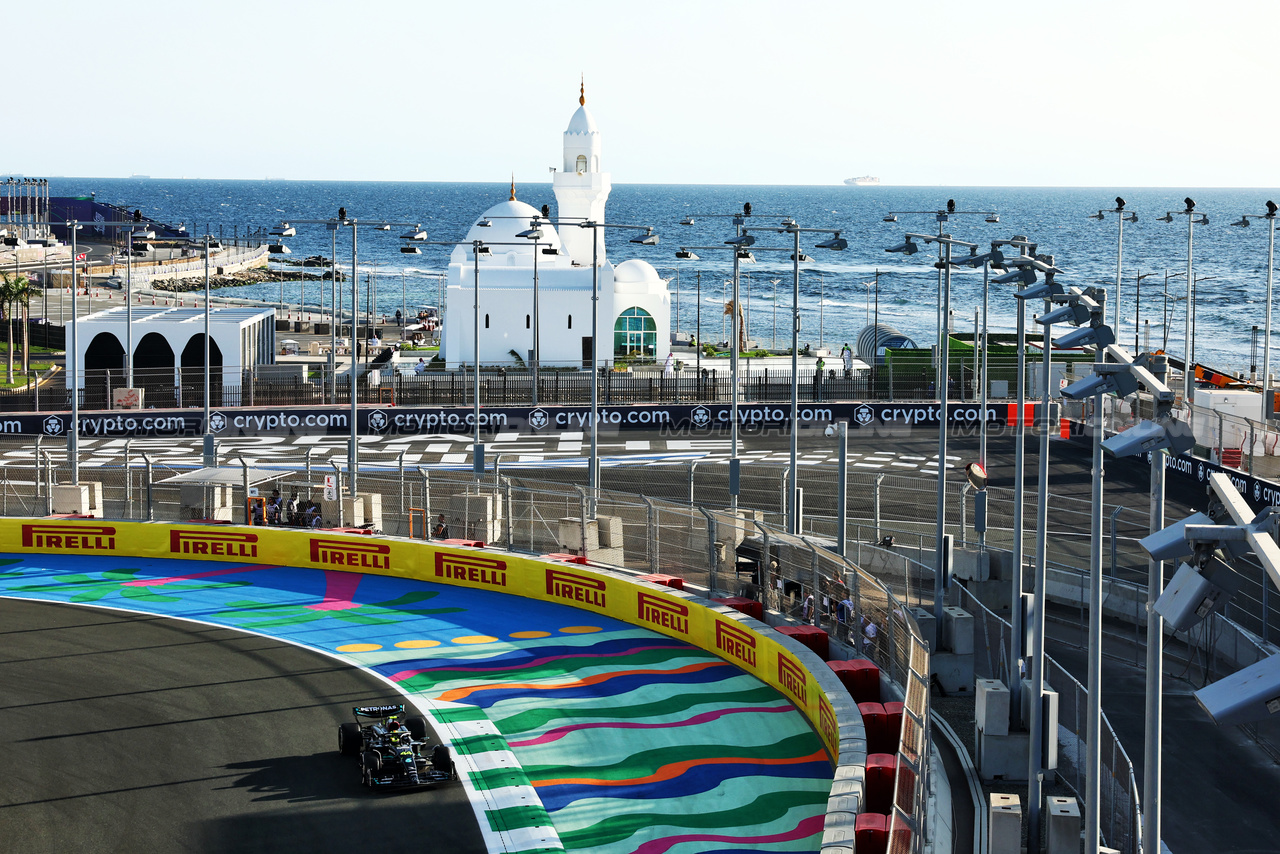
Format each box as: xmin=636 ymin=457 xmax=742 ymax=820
xmin=336 ymin=643 xmax=382 ymax=653
xmin=452 ymin=635 xmax=499 ymax=645
xmin=510 ymin=631 xmax=551 ymax=639
xmin=559 ymin=626 xmax=602 ymax=634
xmin=395 ymin=640 xmax=441 ymax=649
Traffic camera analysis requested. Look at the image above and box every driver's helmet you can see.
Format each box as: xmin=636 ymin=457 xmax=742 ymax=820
xmin=387 ymin=719 xmax=402 ymax=732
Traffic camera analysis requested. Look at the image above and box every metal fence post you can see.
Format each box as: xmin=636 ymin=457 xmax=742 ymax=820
xmin=577 ymin=486 xmax=589 ymax=558
xmin=142 ymin=452 xmax=153 ymax=521
xmin=238 ymin=456 xmax=251 ymax=525
xmin=1217 ymin=410 xmax=1224 ymax=462
xmin=688 ymin=462 xmax=697 ymax=506
xmin=1249 ymin=420 xmax=1256 ymax=474
xmin=504 ymin=478 xmax=514 ymax=549
xmin=699 ymin=507 xmax=718 ymax=596
xmin=1109 ymin=506 xmax=1124 ymax=577
xmin=803 ymin=537 xmax=821 ymax=626
xmin=756 ymin=520 xmax=772 ymax=607
xmin=124 ymin=439 xmax=131 ymax=518
xmin=780 ymin=468 xmax=789 ymax=524
xmin=643 ymin=497 xmax=658 ymax=573
xmin=331 ymin=460 xmax=344 ymax=527
xmin=398 ymin=450 xmax=406 ymax=535
xmin=874 ymin=473 xmax=884 ymax=543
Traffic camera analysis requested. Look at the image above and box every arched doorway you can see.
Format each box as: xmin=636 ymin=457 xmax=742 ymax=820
xmin=613 ymin=307 xmax=657 ymax=361
xmin=181 ymin=334 xmax=224 ymax=407
xmin=134 ymin=332 xmax=178 ymax=407
xmin=83 ymin=332 xmax=125 ymax=410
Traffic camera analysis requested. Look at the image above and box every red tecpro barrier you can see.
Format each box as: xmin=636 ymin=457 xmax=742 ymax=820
xmin=713 ymin=596 xmax=764 ymax=621
xmin=440 ymin=537 xmax=485 ymax=548
xmin=883 ymin=701 xmax=904 ymax=749
xmin=638 ymin=573 xmax=684 ymax=590
xmin=827 ymin=658 xmax=881 ymax=704
xmin=859 ymin=701 xmax=892 ymax=754
xmin=855 ymin=812 xmax=889 ymax=854
xmin=864 ymin=753 xmax=898 ymax=815
xmin=776 ymin=624 xmax=830 ymax=660
xmin=544 ymin=553 xmax=589 ymax=564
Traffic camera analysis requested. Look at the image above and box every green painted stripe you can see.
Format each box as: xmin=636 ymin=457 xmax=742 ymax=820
xmin=492 ymin=685 xmax=785 ymax=734
xmin=432 ymin=705 xmax=489 ymax=724
xmin=487 ymin=804 xmax=555 ymax=832
xmin=450 ymin=733 xmax=513 ymax=755
xmin=557 ymin=789 xmax=824 ymax=848
xmin=522 ymin=732 xmax=823 ymax=782
xmin=399 ymin=646 xmax=712 ymax=692
xmin=469 ymin=766 xmax=534 ymax=792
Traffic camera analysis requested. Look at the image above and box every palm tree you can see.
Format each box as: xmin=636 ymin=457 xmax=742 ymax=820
xmin=723 ymin=300 xmax=746 ymax=353
xmin=0 ymin=272 xmax=39 ymax=384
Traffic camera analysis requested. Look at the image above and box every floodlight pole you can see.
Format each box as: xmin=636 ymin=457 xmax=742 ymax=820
xmin=473 ymin=239 xmax=482 ymax=474
xmin=1143 ymin=353 xmax=1168 ymax=854
xmin=933 ymin=237 xmax=954 ymax=641
xmin=790 ymin=227 xmax=801 ymax=533
xmin=126 ymin=229 xmax=134 ymax=386
xmin=1085 ymin=294 xmax=1108 ymax=854
xmin=68 ymin=223 xmax=80 ymax=485
xmin=1027 ymin=299 xmax=1054 ymax=850
xmin=730 ymin=236 xmax=741 ymax=513
xmin=350 ymin=219 xmax=359 ymax=494
xmin=203 ymin=235 xmax=211 ymax=431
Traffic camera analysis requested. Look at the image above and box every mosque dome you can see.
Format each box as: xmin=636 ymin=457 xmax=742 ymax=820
xmin=460 ymin=198 xmax=562 ymax=253
xmin=566 ymin=105 xmax=598 ymax=135
xmin=612 ymin=259 xmax=660 ymax=285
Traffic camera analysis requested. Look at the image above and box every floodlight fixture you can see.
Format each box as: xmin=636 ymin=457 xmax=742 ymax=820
xmin=1155 ymin=554 xmax=1244 ymax=631
xmin=1232 ymin=216 xmax=1251 ymax=228
xmin=675 ymin=249 xmax=700 ymax=260
xmin=476 ymin=218 xmax=492 ymax=227
xmin=376 ymin=223 xmax=391 ymax=231
xmin=270 ymin=222 xmax=296 ymax=237
xmin=1157 ymin=213 xmax=1174 ymax=223
xmin=736 ymin=250 xmax=756 ymax=263
xmin=885 ymin=238 xmax=919 ymax=255
xmin=725 ymin=233 xmax=756 ymax=247
xmin=1056 ymin=323 xmax=1116 ymax=349
xmin=1038 ymin=302 xmax=1092 ymax=326
xmin=883 ymin=214 xmax=898 ymax=223
xmin=400 ymin=226 xmax=428 ymax=240
xmin=791 ymin=252 xmax=813 ymax=262
xmin=516 ymin=226 xmax=543 ymax=239
xmin=267 ymin=243 xmax=291 ymax=254
xmin=630 ymin=229 xmax=660 ymax=246
xmin=400 ymin=246 xmax=422 ymax=254
xmin=1101 ymin=418 xmax=1195 ymax=457
xmin=475 ymin=245 xmax=492 ymax=257
xmin=1089 ymin=211 xmax=1106 ymax=221
xmin=1194 ymin=653 xmax=1280 ymax=726
xmin=986 ymin=214 xmax=1000 ymax=223
xmin=680 ymin=216 xmax=695 ymax=225
xmin=1060 ymin=366 xmax=1140 ymax=399
xmin=816 ymin=234 xmax=849 ymax=250
xmin=996 ymin=268 xmax=1038 ymax=287
xmin=965 ymin=462 xmax=988 ymax=490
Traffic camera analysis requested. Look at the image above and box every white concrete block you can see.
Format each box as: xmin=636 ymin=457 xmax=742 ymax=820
xmin=1020 ymin=679 xmax=1059 ymax=770
xmin=942 ymin=606 xmax=974 ymax=654
xmin=1046 ymin=796 xmax=1081 ymax=854
xmin=51 ymin=484 xmax=90 ymax=515
xmin=975 ymin=679 xmax=1010 ymax=737
xmin=360 ymin=492 xmax=383 ymax=532
xmin=977 ymin=731 xmax=1029 ymax=782
xmin=988 ymin=793 xmax=1022 ymax=854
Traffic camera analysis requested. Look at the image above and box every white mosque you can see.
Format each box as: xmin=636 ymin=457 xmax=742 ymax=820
xmin=440 ymin=86 xmax=671 ymax=371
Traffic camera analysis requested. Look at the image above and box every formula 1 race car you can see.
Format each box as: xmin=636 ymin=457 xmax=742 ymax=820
xmin=337 ymin=703 xmax=458 ymax=790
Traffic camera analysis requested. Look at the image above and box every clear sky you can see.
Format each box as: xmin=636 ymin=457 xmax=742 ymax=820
xmin=8 ymin=0 xmax=1278 ymax=187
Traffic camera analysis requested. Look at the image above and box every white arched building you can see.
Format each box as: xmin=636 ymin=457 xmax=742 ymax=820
xmin=441 ymin=88 xmax=670 ymax=370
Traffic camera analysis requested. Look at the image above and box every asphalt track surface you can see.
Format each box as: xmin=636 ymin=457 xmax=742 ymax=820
xmin=0 ymin=598 xmax=485 ymax=854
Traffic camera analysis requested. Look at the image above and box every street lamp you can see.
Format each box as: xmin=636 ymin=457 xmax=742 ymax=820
xmin=1096 ymin=343 xmax=1192 ymax=854
xmin=569 ymin=220 xmax=660 ymax=512
xmin=516 ymin=206 xmax=555 ymax=407
xmin=887 ymin=230 xmax=978 ymax=646
xmin=124 ymin=226 xmax=155 ymax=388
xmin=1230 ymin=201 xmax=1278 ymax=418
xmin=1088 ymin=197 xmax=1138 ymax=333
xmin=1157 ymin=197 xmax=1209 ymax=403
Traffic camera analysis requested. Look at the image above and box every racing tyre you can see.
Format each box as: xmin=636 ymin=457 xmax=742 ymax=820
xmin=338 ymin=722 xmax=362 ymax=756
xmin=360 ymin=750 xmax=382 ymax=787
xmin=405 ymin=715 xmax=429 ymax=740
xmin=431 ymin=744 xmax=453 ymax=776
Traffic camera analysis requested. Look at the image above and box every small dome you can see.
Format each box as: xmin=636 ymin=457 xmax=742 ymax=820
xmin=613 ymin=259 xmax=660 ymax=284
xmin=460 ymin=199 xmax=562 ymax=252
xmin=566 ymin=105 xmax=598 ymax=135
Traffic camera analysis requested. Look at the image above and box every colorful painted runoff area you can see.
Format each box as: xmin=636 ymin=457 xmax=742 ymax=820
xmin=0 ymin=553 xmax=832 ymax=854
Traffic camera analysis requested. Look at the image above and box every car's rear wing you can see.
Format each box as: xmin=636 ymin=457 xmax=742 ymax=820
xmin=353 ymin=704 xmax=404 ymax=719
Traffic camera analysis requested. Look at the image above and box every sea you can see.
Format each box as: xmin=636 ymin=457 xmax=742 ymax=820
xmin=43 ymin=178 xmax=1280 ymax=376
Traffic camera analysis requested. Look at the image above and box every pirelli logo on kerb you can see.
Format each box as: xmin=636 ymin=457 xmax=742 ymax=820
xmin=309 ymin=538 xmax=391 ymax=569
xmin=778 ymin=653 xmax=808 ymax=706
xmin=545 ymin=568 xmax=606 ymax=608
xmin=818 ymin=696 xmax=838 ymax=746
xmin=636 ymin=591 xmax=690 ymax=635
xmin=21 ymin=524 xmax=116 ymax=552
xmin=714 ymin=619 xmax=757 ymax=667
xmin=169 ymin=529 xmax=258 ymax=558
xmin=434 ymin=552 xmax=508 ymax=587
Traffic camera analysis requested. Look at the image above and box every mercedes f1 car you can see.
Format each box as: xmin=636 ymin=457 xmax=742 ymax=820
xmin=337 ymin=703 xmax=458 ymax=790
